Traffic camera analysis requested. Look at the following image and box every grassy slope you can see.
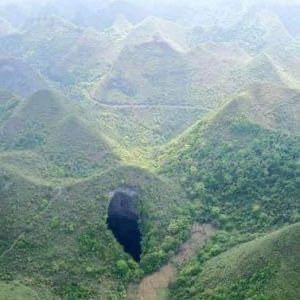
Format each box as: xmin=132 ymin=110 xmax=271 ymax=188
xmin=90 ymin=102 xmax=207 ymax=153
xmin=91 ymin=36 xmax=211 ymax=152
xmin=171 ymin=223 xmax=300 ymax=299
xmin=91 ymin=19 xmax=298 ymax=154
xmin=186 ymin=43 xmax=251 ymax=108
xmin=95 ymin=37 xmax=253 ymax=108
xmin=91 ymin=41 xmax=252 ymax=152
xmin=193 ymin=51 xmax=297 ymax=114
xmin=0 ymin=7 xmax=299 ymax=300
xmin=0 ymin=16 xmax=123 ymax=86
xmin=0 ymin=89 xmax=126 ymax=182
xmin=0 ymin=57 xmax=49 ymax=97
xmin=0 ymin=89 xmax=193 ymax=299
xmin=217 ymin=83 xmax=300 ymax=135
xmin=161 ymin=83 xmax=300 ymax=232
xmin=190 ymin=8 xmax=294 ymax=52
xmin=95 ymin=39 xmax=189 ymax=105
xmin=0 ymin=161 xmax=192 ymax=299
xmin=160 ymin=82 xmax=300 ymax=299
xmin=0 ymin=89 xmax=21 ymax=126
xmin=124 ymin=16 xmax=188 ymax=51
xmin=0 ymin=281 xmax=58 ymax=300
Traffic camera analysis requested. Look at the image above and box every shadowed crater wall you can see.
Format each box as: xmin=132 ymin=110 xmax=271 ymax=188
xmin=107 ymin=189 xmax=142 ymax=261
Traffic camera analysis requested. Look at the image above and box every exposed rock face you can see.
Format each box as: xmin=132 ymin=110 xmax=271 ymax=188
xmin=107 ymin=189 xmax=141 ymax=261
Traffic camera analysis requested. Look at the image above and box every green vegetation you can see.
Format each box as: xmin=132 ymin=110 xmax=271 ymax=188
xmin=0 ymin=281 xmax=57 ymax=300
xmin=0 ymin=90 xmax=20 ymax=125
xmin=162 ymin=117 xmax=299 ymax=232
xmin=161 ymin=86 xmax=300 ymax=232
xmin=0 ymin=89 xmax=124 ymax=181
xmin=0 ymin=57 xmax=48 ymax=97
xmin=0 ymin=1 xmax=299 ymax=299
xmin=96 ymin=39 xmax=189 ymax=106
xmin=160 ymin=83 xmax=300 ymax=299
xmin=0 ymin=15 xmax=122 ymax=87
xmin=0 ymin=163 xmax=192 ymax=298
xmin=170 ymin=223 xmax=300 ymax=299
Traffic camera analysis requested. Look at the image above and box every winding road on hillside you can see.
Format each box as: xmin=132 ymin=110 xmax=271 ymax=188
xmin=92 ymin=99 xmax=213 ymax=111
xmin=98 ymin=104 xmax=212 ymax=110
xmin=127 ymin=223 xmax=216 ymax=300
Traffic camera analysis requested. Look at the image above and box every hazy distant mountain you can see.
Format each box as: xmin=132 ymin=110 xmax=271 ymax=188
xmin=0 ymin=17 xmax=14 ymax=35
xmin=0 ymin=57 xmax=48 ymax=97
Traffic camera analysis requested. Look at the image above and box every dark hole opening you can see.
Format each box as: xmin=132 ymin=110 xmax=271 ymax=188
xmin=107 ymin=190 xmax=142 ymax=262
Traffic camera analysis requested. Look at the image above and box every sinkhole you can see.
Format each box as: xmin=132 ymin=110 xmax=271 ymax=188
xmin=107 ymin=189 xmax=142 ymax=262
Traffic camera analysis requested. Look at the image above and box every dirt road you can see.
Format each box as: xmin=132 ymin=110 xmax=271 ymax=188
xmin=127 ymin=223 xmax=216 ymax=300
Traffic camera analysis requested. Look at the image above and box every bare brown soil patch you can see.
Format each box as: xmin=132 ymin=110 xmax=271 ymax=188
xmin=127 ymin=223 xmax=216 ymax=300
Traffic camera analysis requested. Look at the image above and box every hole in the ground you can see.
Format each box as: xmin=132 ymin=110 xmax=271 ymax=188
xmin=107 ymin=189 xmax=142 ymax=262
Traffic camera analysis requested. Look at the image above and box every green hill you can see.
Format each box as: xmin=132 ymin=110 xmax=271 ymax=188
xmin=0 ymin=281 xmax=58 ymax=300
xmin=0 ymin=90 xmax=121 ymax=182
xmin=91 ymin=38 xmax=210 ymax=151
xmin=186 ymin=42 xmax=251 ymax=108
xmin=0 ymin=16 xmax=122 ymax=86
xmin=90 ymin=42 xmax=252 ymax=150
xmin=219 ymin=83 xmax=300 ymax=135
xmin=124 ymin=16 xmax=188 ymax=51
xmin=161 ymin=83 xmax=300 ymax=232
xmin=90 ymin=103 xmax=207 ymax=151
xmin=171 ymin=223 xmax=300 ymax=299
xmin=187 ymin=43 xmax=251 ymax=86
xmin=0 ymin=89 xmax=21 ymax=126
xmin=192 ymin=50 xmax=299 ymax=111
xmin=39 ymin=26 xmax=122 ymax=85
xmin=95 ymin=39 xmax=188 ymax=105
xmin=0 ymin=57 xmax=48 ymax=97
xmin=0 ymin=2 xmax=299 ymax=299
xmin=0 ymin=88 xmax=194 ymax=298
xmin=22 ymin=16 xmax=119 ymax=85
xmin=190 ymin=8 xmax=294 ymax=53
xmin=0 ymin=163 xmax=192 ymax=299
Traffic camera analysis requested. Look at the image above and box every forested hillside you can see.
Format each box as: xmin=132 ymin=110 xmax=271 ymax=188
xmin=0 ymin=0 xmax=299 ymax=299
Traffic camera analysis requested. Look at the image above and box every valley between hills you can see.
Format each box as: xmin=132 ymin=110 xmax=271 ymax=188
xmin=0 ymin=1 xmax=299 ymax=299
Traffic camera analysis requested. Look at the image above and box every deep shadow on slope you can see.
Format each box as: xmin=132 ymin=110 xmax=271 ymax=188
xmin=107 ymin=189 xmax=142 ymax=262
